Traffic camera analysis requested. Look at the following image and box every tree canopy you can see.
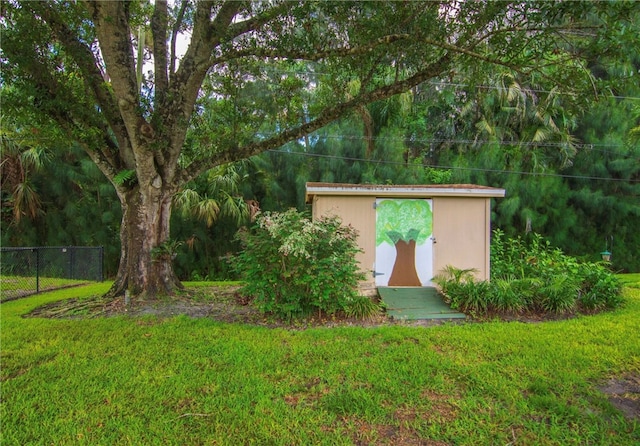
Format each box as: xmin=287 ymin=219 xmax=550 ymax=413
xmin=2 ymin=0 xmax=637 ymax=296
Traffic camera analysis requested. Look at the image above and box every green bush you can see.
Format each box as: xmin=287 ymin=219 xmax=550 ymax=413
xmin=433 ymin=266 xmax=489 ymax=314
xmin=578 ymin=263 xmax=623 ymax=311
xmin=538 ymin=274 xmax=580 ymax=313
xmin=344 ymin=295 xmax=384 ymax=320
xmin=435 ymin=230 xmax=623 ymax=316
xmin=232 ymin=209 xmax=365 ymax=319
xmin=489 ymin=277 xmax=531 ymax=313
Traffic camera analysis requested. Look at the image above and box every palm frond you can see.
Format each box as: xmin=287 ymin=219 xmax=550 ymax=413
xmin=196 ymin=198 xmax=221 ymax=228
xmin=12 ymin=180 xmax=42 ymax=222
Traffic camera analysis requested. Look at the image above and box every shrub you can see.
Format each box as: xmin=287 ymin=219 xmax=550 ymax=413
xmin=491 ymin=229 xmax=622 ymax=314
xmin=433 ymin=266 xmax=489 ymax=314
xmin=578 ymin=263 xmax=623 ymax=311
xmin=435 ymin=231 xmax=623 ymax=316
xmin=232 ymin=209 xmax=365 ymax=319
xmin=450 ymin=280 xmax=491 ymax=314
xmin=344 ymin=296 xmax=384 ymax=320
xmin=490 ymin=277 xmax=531 ymax=313
xmin=538 ymin=274 xmax=580 ymax=313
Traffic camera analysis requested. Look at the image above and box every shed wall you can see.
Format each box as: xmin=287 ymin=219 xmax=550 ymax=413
xmin=312 ymin=194 xmax=493 ymax=283
xmin=312 ymin=195 xmax=376 ymax=276
xmin=432 ymin=197 xmax=491 ymax=281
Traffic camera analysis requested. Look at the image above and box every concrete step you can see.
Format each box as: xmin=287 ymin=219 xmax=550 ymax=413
xmin=378 ymin=287 xmax=466 ymax=321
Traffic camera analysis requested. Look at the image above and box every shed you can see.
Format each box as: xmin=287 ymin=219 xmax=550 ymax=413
xmin=305 ymin=182 xmax=506 ymax=287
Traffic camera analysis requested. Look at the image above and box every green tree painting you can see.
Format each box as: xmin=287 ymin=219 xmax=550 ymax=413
xmin=376 ymin=199 xmax=433 ymax=286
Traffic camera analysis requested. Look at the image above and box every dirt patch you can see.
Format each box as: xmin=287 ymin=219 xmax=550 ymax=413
xmin=24 ymin=285 xmax=394 ymax=328
xmin=344 ymin=415 xmax=449 ymax=446
xmin=23 ymin=285 xmax=596 ymax=329
xmin=25 ymin=285 xmax=275 ymax=325
xmin=598 ymin=374 xmax=640 ymax=421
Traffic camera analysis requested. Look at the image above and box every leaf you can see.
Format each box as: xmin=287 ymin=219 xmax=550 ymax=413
xmin=113 ymin=169 xmax=136 ymax=186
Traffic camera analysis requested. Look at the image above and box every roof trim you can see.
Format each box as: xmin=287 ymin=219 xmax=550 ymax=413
xmin=305 ymin=182 xmax=506 ymax=202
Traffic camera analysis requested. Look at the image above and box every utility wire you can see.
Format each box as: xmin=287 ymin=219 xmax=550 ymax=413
xmin=307 ymin=134 xmax=637 ymax=155
xmin=5 ymin=133 xmax=638 ymax=160
xmin=258 ymin=68 xmax=640 ymax=101
xmin=5 ymin=133 xmax=636 ymax=154
xmin=265 ymin=149 xmax=640 ymax=184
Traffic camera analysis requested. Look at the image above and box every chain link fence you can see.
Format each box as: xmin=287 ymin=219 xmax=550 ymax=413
xmin=0 ymin=246 xmax=104 ymax=302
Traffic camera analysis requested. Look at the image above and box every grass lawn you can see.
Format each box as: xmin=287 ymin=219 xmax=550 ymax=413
xmin=1 ymin=281 xmax=639 ymax=445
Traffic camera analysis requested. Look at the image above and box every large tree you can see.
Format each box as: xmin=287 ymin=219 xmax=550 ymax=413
xmin=1 ymin=0 xmax=630 ymax=297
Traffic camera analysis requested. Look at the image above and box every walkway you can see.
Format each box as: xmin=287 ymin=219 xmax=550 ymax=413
xmin=378 ymin=287 xmax=466 ymax=320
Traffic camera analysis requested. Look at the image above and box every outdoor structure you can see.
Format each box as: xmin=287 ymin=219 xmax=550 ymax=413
xmin=305 ymin=183 xmax=506 ymax=288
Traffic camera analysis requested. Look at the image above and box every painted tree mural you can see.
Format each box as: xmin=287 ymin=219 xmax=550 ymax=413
xmin=376 ymin=199 xmax=433 ymax=286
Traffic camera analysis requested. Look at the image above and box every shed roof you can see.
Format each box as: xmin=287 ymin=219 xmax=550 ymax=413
xmin=305 ymin=182 xmax=506 ymax=202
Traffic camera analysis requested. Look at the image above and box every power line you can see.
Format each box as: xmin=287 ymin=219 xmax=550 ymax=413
xmin=308 ymin=133 xmax=637 ymax=154
xmin=6 ymin=133 xmax=636 ymax=154
xmin=5 ymin=132 xmax=637 ymax=162
xmin=265 ymin=148 xmax=640 ymax=184
xmin=258 ymin=67 xmax=640 ymax=101
xmin=423 ymin=81 xmax=640 ymax=102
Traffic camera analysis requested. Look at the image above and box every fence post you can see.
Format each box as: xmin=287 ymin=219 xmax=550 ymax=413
xmin=99 ymin=246 xmax=104 ymax=282
xmin=34 ymin=248 xmax=40 ymax=294
xmin=68 ymin=246 xmax=74 ymax=279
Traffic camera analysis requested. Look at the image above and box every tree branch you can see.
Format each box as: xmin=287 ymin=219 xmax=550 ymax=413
xmin=210 ymin=33 xmax=413 ymax=66
xmin=152 ymin=0 xmax=169 ymax=104
xmin=85 ymin=1 xmax=141 ymax=138
xmin=27 ymin=65 xmax=124 ymax=184
xmin=169 ymin=0 xmax=189 ymax=77
xmin=179 ymin=54 xmax=452 ymax=183
xmin=164 ymin=1 xmax=244 ymax=177
xmin=423 ymin=38 xmax=524 ymax=74
xmin=223 ymin=1 xmax=291 ymax=41
xmin=25 ymin=1 xmax=135 ymax=169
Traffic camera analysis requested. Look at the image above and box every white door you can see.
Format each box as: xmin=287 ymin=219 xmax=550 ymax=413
xmin=374 ymin=198 xmax=433 ymax=287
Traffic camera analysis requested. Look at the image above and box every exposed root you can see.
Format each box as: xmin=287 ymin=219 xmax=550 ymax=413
xmin=24 ymin=296 xmax=116 ymax=319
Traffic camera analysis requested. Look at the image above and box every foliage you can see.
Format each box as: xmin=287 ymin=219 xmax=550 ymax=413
xmin=433 ymin=266 xmax=488 ymax=315
xmin=344 ymin=295 xmax=385 ymax=321
xmin=174 ymin=163 xmax=252 ymax=228
xmin=580 ymin=266 xmax=624 ymax=311
xmin=233 ymin=209 xmax=365 ymax=319
xmin=435 ymin=230 xmax=623 ymax=315
xmin=151 ymin=239 xmax=183 ymax=261
xmin=0 ymin=133 xmax=123 ymax=277
xmin=2 ymin=283 xmax=640 ymax=444
xmin=1 ymin=115 xmax=46 ymax=224
xmin=408 ymin=20 xmax=640 ymax=272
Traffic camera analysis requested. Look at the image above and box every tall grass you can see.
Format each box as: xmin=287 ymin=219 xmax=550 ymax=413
xmin=2 ymin=282 xmax=639 ymax=445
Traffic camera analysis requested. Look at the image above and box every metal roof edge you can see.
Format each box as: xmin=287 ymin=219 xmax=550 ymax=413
xmin=305 ymin=182 xmax=506 ymax=202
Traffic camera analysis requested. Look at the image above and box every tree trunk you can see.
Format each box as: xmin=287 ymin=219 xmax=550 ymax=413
xmin=106 ymin=184 xmax=183 ymax=299
xmin=388 ymin=240 xmax=421 ymax=286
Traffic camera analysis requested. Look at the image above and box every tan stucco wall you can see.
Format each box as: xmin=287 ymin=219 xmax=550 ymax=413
xmin=432 ymin=197 xmax=491 ymax=281
xmin=312 ymin=194 xmax=493 ymax=283
xmin=312 ymin=195 xmax=376 ymax=276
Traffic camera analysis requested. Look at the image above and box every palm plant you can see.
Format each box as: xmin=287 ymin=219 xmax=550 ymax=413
xmin=0 ymin=116 xmax=48 ymax=224
xmin=173 ymin=162 xmax=252 ymax=228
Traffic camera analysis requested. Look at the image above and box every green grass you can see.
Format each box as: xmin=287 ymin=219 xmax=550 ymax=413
xmin=618 ymin=273 xmax=640 ymax=289
xmin=2 ymin=281 xmax=639 ymax=445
